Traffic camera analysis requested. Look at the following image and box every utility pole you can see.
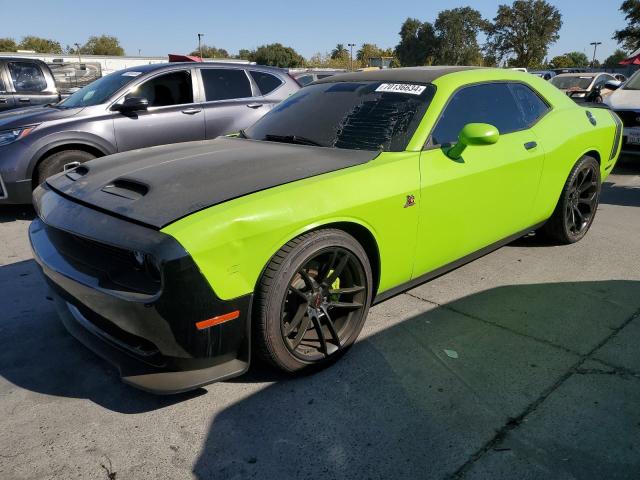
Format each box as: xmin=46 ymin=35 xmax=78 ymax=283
xmin=348 ymin=43 xmax=355 ymax=71
xmin=197 ymin=33 xmax=204 ymax=60
xmin=74 ymin=43 xmax=82 ymax=64
xmin=138 ymin=48 xmax=141 ymax=56
xmin=590 ymin=41 xmax=602 ymax=67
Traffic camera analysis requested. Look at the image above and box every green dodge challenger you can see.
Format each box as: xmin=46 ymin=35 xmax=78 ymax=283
xmin=29 ymin=67 xmax=622 ymax=393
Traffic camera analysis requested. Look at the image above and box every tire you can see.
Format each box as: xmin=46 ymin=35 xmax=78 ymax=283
xmin=254 ymin=229 xmax=373 ymax=373
xmin=540 ymin=155 xmax=601 ymax=244
xmin=36 ymin=150 xmax=96 ymax=185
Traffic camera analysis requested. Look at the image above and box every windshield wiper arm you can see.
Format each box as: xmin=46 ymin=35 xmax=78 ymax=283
xmin=263 ymin=134 xmax=322 ymax=147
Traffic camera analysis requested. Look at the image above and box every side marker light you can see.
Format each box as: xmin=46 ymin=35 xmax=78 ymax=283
xmin=195 ymin=310 xmax=240 ymax=330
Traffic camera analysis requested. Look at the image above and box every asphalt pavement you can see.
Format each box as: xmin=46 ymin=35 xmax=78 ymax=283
xmin=1 ymin=160 xmax=639 ymax=480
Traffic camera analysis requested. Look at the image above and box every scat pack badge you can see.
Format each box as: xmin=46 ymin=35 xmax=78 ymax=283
xmin=404 ymin=194 xmax=416 ymax=208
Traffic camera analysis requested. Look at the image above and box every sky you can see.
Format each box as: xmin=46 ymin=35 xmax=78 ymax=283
xmin=0 ymin=0 xmax=628 ymax=62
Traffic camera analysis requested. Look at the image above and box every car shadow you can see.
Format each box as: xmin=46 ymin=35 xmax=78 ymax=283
xmin=192 ymin=280 xmax=640 ymax=480
xmin=601 ymin=182 xmax=640 ymax=208
xmin=0 ymin=205 xmax=35 ymax=223
xmin=0 ymin=259 xmax=205 ymax=414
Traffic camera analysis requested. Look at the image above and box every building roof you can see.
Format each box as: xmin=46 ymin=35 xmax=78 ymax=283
xmin=315 ymin=66 xmax=482 ymax=84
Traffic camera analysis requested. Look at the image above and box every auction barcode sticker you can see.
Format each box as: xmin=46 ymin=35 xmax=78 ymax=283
xmin=375 ymin=83 xmax=427 ymax=95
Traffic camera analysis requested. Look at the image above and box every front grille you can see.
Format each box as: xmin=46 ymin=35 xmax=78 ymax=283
xmin=614 ymin=110 xmax=640 ymax=128
xmin=44 ymin=223 xmax=161 ymax=296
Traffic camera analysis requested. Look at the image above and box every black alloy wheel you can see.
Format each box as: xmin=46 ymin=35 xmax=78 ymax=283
xmin=254 ymin=229 xmax=372 ymax=372
xmin=541 ymin=155 xmax=601 ymax=244
xmin=565 ymin=161 xmax=599 ymax=236
xmin=281 ymin=247 xmax=367 ymax=361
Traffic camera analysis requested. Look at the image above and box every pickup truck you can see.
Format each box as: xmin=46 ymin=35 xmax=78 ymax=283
xmin=0 ymin=57 xmax=60 ymax=111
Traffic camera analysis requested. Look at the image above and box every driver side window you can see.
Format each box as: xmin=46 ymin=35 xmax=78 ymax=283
xmin=430 ymin=83 xmax=548 ymax=146
xmin=126 ymin=70 xmax=193 ymax=107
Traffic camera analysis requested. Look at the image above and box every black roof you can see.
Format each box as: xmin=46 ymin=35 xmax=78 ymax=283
xmin=315 ymin=66 xmax=482 ymax=84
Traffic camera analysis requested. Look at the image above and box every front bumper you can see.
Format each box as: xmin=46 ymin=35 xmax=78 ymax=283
xmin=29 ymin=183 xmax=251 ymax=394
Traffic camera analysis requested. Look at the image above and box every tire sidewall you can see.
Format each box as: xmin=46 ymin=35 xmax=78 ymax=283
xmin=37 ymin=150 xmax=96 ymax=185
xmin=261 ymin=230 xmax=373 ymax=372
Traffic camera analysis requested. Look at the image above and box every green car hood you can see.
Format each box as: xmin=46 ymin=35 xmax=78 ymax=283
xmin=45 ymin=136 xmax=377 ymax=229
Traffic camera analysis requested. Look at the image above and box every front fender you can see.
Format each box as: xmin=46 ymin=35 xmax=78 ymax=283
xmin=161 ymin=152 xmax=420 ymax=300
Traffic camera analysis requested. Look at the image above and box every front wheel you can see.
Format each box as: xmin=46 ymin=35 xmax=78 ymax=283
xmin=540 ymin=155 xmax=601 ymax=244
xmin=254 ymin=229 xmax=373 ymax=372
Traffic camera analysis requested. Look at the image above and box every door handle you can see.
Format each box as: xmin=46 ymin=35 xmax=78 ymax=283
xmin=18 ymin=98 xmax=30 ymax=103
xmin=246 ymin=103 xmax=263 ymax=109
xmin=524 ymin=141 xmax=537 ymax=150
xmin=0 ymin=98 xmax=7 ymax=104
xmin=181 ymin=108 xmax=201 ymax=115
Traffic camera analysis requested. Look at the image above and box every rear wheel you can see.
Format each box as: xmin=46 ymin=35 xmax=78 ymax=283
xmin=254 ymin=229 xmax=372 ymax=372
xmin=541 ymin=155 xmax=601 ymax=244
xmin=36 ymin=150 xmax=96 ymax=185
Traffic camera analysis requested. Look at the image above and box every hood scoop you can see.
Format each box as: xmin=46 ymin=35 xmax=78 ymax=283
xmin=101 ymin=179 xmax=149 ymax=201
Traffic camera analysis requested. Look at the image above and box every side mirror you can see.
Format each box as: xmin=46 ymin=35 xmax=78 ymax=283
xmin=447 ymin=123 xmax=500 ymax=160
xmin=605 ymin=80 xmax=622 ymax=91
xmin=113 ymin=97 xmax=149 ymax=113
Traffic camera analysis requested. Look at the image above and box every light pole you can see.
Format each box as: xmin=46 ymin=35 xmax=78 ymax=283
xmin=74 ymin=43 xmax=81 ymax=64
xmin=590 ymin=41 xmax=602 ymax=67
xmin=197 ymin=33 xmax=204 ymax=60
xmin=348 ymin=43 xmax=355 ymax=71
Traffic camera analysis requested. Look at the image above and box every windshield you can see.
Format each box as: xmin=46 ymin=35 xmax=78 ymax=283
xmin=58 ymin=70 xmax=142 ymax=108
xmin=550 ymin=76 xmax=594 ymax=90
xmin=244 ymin=81 xmax=436 ymax=151
xmin=623 ymin=71 xmax=640 ymax=90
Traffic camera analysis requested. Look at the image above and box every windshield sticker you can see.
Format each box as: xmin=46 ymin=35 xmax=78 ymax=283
xmin=122 ymin=71 xmax=142 ymax=77
xmin=375 ymin=83 xmax=427 ymax=95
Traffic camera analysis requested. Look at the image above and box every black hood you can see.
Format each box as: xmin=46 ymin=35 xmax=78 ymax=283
xmin=46 ymin=137 xmax=376 ymax=229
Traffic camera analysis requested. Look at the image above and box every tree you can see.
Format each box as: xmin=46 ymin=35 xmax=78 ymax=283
xmin=190 ymin=45 xmax=229 ymax=58
xmin=605 ymin=48 xmax=629 ymax=66
xmin=356 ymin=43 xmax=382 ymax=65
xmin=614 ymin=0 xmax=640 ymax=52
xmin=565 ymin=51 xmax=589 ymax=67
xmin=330 ymin=44 xmax=348 ymax=61
xmin=433 ymin=7 xmax=489 ymax=65
xmin=18 ymin=35 xmax=62 ymax=54
xmin=80 ymin=35 xmax=124 ymax=56
xmin=395 ymin=18 xmax=437 ymax=66
xmin=252 ymin=43 xmax=304 ymax=68
xmin=485 ymin=0 xmax=562 ymax=68
xmin=237 ymin=49 xmax=254 ymax=61
xmin=0 ymin=38 xmax=17 ymax=52
xmin=550 ymin=55 xmax=573 ymax=68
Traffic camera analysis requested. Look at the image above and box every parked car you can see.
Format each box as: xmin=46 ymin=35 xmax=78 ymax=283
xmin=530 ymin=70 xmax=556 ymax=80
xmin=0 ymin=62 xmax=299 ymax=204
xmin=29 ymin=67 xmax=621 ymax=393
xmin=0 ymin=57 xmax=60 ymax=111
xmin=604 ymin=70 xmax=640 ymax=155
xmin=550 ymin=72 xmax=619 ymax=102
xmin=290 ymin=69 xmax=345 ymax=86
xmin=552 ymin=68 xmax=588 ymax=75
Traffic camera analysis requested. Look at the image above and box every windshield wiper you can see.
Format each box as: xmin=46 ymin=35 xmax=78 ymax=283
xmin=263 ymin=134 xmax=322 ymax=147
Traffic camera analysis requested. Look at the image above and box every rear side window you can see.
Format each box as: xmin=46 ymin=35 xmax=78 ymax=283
xmin=201 ymin=69 xmax=252 ymax=101
xmin=8 ymin=62 xmax=47 ymax=92
xmin=508 ymin=83 xmax=549 ymax=126
xmin=249 ymin=71 xmax=282 ymax=95
xmin=431 ymin=82 xmax=547 ymax=146
xmin=126 ymin=70 xmax=193 ymax=107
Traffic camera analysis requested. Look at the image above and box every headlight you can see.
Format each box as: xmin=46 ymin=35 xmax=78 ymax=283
xmin=0 ymin=126 xmax=37 ymax=147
